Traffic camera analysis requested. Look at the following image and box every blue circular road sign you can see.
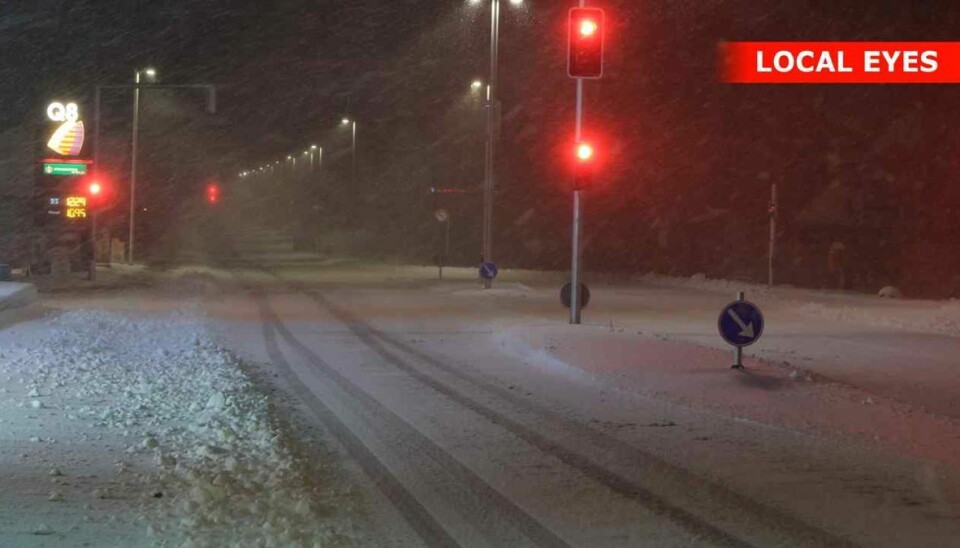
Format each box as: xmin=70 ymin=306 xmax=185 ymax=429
xmin=718 ymin=300 xmax=765 ymax=347
xmin=479 ymin=262 xmax=499 ymax=281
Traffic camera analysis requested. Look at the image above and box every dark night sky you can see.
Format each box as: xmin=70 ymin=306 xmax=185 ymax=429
xmin=5 ymin=1 xmax=960 ymax=293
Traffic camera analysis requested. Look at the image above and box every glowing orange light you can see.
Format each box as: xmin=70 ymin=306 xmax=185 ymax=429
xmin=88 ymin=182 xmax=102 ymax=196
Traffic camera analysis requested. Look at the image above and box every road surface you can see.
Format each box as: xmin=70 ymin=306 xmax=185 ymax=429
xmin=15 ymin=236 xmax=960 ymax=545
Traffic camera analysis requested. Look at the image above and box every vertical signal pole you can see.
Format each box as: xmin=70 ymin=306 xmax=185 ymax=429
xmin=571 ymin=75 xmax=585 ymax=324
xmin=92 ymin=89 xmax=102 ymax=280
xmin=568 ymin=2 xmax=604 ymax=324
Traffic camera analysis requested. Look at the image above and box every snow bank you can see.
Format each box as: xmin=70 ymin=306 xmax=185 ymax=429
xmin=0 ymin=308 xmax=344 ymax=545
xmin=0 ymin=281 xmax=36 ymax=313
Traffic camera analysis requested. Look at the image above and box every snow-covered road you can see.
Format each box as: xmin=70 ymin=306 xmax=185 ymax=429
xmin=8 ymin=260 xmax=960 ymax=546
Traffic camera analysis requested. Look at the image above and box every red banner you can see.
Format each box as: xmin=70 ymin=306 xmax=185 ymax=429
xmin=720 ymin=42 xmax=960 ymax=84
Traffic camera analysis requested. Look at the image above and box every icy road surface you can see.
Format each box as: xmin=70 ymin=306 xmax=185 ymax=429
xmin=14 ymin=259 xmax=960 ymax=546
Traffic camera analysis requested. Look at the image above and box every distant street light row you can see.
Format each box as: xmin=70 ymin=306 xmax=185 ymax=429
xmin=238 ymin=118 xmax=357 ymax=182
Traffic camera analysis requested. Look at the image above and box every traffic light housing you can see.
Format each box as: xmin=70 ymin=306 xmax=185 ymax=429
xmin=574 ymin=142 xmax=595 ymax=190
xmin=568 ymin=8 xmax=605 ymax=79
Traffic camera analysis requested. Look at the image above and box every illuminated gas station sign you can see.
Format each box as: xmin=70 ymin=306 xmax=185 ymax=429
xmin=46 ymin=102 xmax=85 ymax=156
xmin=64 ymin=196 xmax=87 ymax=219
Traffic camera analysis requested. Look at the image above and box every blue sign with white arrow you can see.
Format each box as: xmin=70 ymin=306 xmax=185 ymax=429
xmin=718 ymin=300 xmax=765 ymax=347
xmin=479 ymin=262 xmax=499 ymax=281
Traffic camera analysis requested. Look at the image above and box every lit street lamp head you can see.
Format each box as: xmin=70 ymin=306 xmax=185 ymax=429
xmin=341 ymin=118 xmax=351 ymax=126
xmin=471 ymin=80 xmax=484 ymax=91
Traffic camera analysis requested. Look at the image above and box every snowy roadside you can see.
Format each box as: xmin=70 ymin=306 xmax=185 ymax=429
xmin=0 ymin=281 xmax=36 ymax=315
xmin=639 ymin=272 xmax=960 ymax=337
xmin=492 ymin=323 xmax=960 ymax=471
xmin=0 ymin=306 xmax=352 ymax=546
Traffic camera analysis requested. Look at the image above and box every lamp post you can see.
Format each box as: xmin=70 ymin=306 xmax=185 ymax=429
xmin=128 ymin=67 xmax=156 ymax=264
xmin=471 ymin=0 xmax=522 ymax=288
xmin=341 ymin=118 xmax=357 ymax=188
xmin=97 ymin=69 xmax=214 ymax=264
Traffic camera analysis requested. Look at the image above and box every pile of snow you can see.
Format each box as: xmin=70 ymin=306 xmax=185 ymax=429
xmin=0 ymin=309 xmax=345 ymax=545
xmin=791 ymin=300 xmax=960 ymax=337
xmin=637 ymin=272 xmax=772 ymax=296
xmin=878 ymin=286 xmax=903 ymax=299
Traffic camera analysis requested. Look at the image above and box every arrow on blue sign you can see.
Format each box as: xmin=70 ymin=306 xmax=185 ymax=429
xmin=479 ymin=262 xmax=499 ymax=281
xmin=718 ymin=300 xmax=765 ymax=347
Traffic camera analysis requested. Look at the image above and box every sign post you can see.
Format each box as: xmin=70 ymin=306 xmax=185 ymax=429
xmin=435 ymin=209 xmax=450 ymax=280
xmin=717 ymin=291 xmax=765 ymax=369
xmin=768 ymin=183 xmax=778 ymax=287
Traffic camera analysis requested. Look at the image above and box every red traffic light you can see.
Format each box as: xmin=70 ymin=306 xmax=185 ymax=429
xmin=574 ymin=142 xmax=596 ymax=191
xmin=576 ymin=143 xmax=594 ymax=162
xmin=568 ymin=8 xmax=605 ymax=79
xmin=579 ymin=19 xmax=598 ymax=38
xmin=81 ymin=177 xmax=113 ymax=208
xmin=205 ymin=183 xmax=221 ymax=204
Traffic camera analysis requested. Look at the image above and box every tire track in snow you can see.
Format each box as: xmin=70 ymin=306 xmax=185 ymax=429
xmin=301 ymin=289 xmax=856 ymax=548
xmin=251 ymin=286 xmax=572 ymax=548
xmin=253 ymin=291 xmax=459 ymax=548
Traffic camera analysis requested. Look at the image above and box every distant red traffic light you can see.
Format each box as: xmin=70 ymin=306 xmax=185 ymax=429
xmin=568 ymin=8 xmax=605 ymax=79
xmin=81 ymin=177 xmax=113 ymax=210
xmin=205 ymin=183 xmax=221 ymax=204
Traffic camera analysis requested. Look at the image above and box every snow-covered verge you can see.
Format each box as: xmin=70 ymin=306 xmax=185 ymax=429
xmin=0 ymin=281 xmax=36 ymax=314
xmin=0 ymin=308 xmax=351 ymax=546
xmin=492 ymin=323 xmax=960 ymax=471
xmin=639 ymin=272 xmax=960 ymax=337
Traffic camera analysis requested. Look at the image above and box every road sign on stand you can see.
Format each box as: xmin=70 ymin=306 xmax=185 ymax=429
xmin=718 ymin=291 xmax=765 ymax=369
xmin=479 ymin=262 xmax=498 ymax=281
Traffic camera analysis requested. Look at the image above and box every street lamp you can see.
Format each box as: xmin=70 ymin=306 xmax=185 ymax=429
xmin=128 ymin=67 xmax=157 ymax=264
xmin=467 ymin=0 xmax=524 ymax=288
xmin=341 ymin=118 xmax=357 ymax=188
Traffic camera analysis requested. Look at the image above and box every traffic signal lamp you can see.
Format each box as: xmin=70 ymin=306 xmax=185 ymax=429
xmin=82 ymin=177 xmax=113 ymax=210
xmin=574 ymin=142 xmax=595 ymax=190
xmin=568 ymin=8 xmax=605 ymax=79
xmin=205 ymin=182 xmax=221 ymax=205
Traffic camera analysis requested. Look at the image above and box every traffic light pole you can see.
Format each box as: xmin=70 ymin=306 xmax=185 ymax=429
xmin=570 ymin=74 xmax=584 ymax=325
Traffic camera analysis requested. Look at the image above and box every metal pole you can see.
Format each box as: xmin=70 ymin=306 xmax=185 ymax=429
xmin=351 ymin=121 xmax=357 ymax=188
xmin=128 ymin=71 xmax=140 ymax=264
xmin=91 ymin=87 xmax=102 ymax=279
xmin=94 ymin=87 xmax=102 ymax=175
xmin=734 ymin=291 xmax=745 ymax=369
xmin=89 ymin=210 xmax=98 ymax=280
xmin=768 ymin=182 xmax=777 ymax=288
xmin=570 ymin=0 xmax=585 ymax=324
xmin=482 ymin=0 xmax=500 ymax=289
